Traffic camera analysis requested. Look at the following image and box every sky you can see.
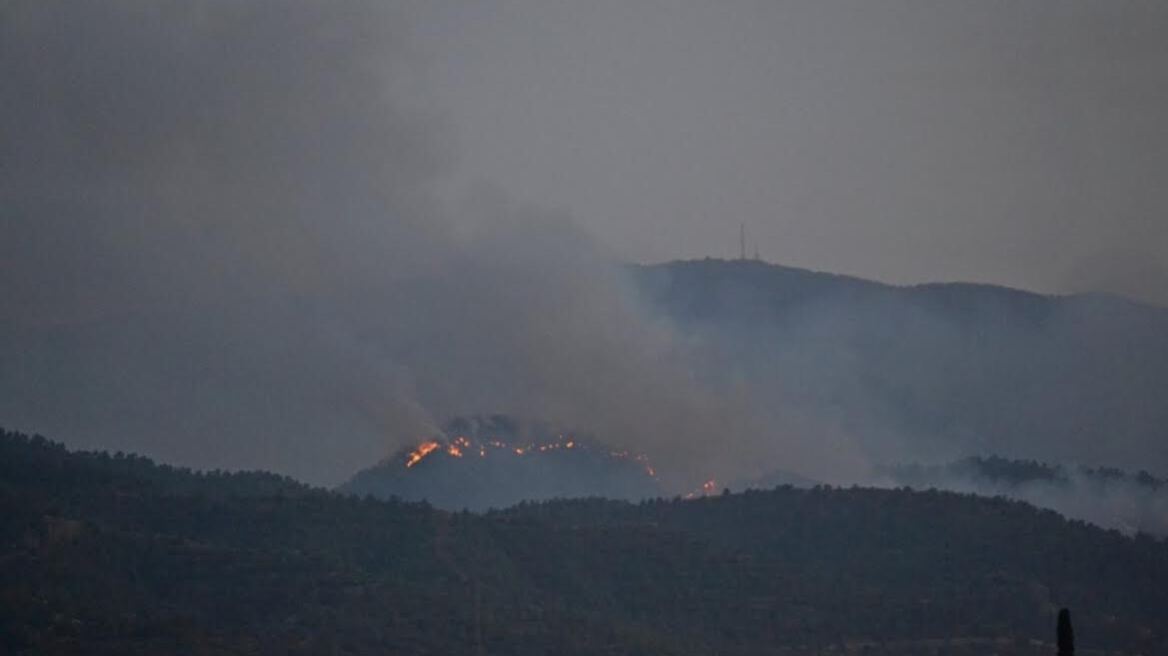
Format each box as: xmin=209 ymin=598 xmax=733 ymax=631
xmin=2 ymin=1 xmax=1167 ymax=486
xmin=415 ymin=1 xmax=1168 ymax=303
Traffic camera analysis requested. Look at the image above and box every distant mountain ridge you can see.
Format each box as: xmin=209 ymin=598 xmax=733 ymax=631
xmin=343 ymin=261 xmax=1168 ymax=513
xmin=631 ymin=259 xmax=1168 ymax=477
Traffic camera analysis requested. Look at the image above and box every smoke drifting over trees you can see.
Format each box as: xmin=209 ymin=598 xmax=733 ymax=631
xmin=881 ymin=457 xmax=1168 ymax=536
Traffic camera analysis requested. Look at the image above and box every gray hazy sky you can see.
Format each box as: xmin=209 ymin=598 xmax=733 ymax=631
xmin=415 ymin=1 xmax=1168 ymax=302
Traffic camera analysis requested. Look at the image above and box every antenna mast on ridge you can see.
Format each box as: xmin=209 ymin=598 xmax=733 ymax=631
xmin=739 ymin=223 xmax=746 ymax=260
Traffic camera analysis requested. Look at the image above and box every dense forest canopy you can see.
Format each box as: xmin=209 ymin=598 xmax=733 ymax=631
xmin=3 ymin=428 xmax=1166 ymax=655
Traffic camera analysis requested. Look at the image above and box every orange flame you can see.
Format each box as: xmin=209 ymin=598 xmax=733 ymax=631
xmin=684 ymin=478 xmax=718 ymax=499
xmin=401 ymin=433 xmax=660 ymax=480
xmin=405 ymin=441 xmax=440 ymax=468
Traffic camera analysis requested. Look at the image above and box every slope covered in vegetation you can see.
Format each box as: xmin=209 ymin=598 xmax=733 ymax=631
xmin=2 ymin=429 xmax=1166 ymax=655
xmin=881 ymin=456 xmax=1168 ymax=535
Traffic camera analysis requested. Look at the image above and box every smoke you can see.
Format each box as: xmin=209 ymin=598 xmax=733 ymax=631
xmin=0 ymin=1 xmax=814 ymax=489
xmin=13 ymin=1 xmax=1159 ymax=499
xmin=1012 ymin=473 xmax=1168 ymax=536
xmin=876 ymin=460 xmax=1168 ymax=536
xmin=1061 ymin=248 xmax=1168 ymax=308
xmin=637 ymin=259 xmax=1168 ymax=489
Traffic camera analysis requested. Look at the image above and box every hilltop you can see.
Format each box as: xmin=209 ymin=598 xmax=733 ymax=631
xmin=339 ymin=415 xmax=661 ymax=510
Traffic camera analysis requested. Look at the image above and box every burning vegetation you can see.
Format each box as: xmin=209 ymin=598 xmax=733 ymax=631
xmin=401 ymin=432 xmax=658 ymax=480
xmin=341 ymin=415 xmax=667 ymax=510
xmin=345 ymin=415 xmax=735 ymax=510
xmin=404 ymin=441 xmax=440 ymax=468
xmin=684 ymin=478 xmax=720 ymax=499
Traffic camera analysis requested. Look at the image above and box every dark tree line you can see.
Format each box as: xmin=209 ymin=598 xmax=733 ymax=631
xmin=2 ymin=428 xmax=1165 ymax=655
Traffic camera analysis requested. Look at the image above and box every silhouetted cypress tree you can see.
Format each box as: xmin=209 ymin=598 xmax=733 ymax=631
xmin=1057 ymin=608 xmax=1074 ymax=656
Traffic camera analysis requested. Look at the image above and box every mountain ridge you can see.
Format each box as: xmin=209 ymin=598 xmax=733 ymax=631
xmin=630 ymin=258 xmax=1168 ymax=478
xmin=638 ymin=257 xmax=1166 ymax=311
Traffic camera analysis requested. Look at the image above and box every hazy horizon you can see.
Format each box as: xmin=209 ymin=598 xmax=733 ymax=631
xmin=417 ymin=1 xmax=1168 ymax=305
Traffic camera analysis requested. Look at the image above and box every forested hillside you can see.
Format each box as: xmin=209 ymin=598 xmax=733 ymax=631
xmin=2 ymin=429 xmax=1166 ymax=655
xmin=632 ymin=259 xmax=1168 ymax=476
xmin=881 ymin=456 xmax=1168 ymax=536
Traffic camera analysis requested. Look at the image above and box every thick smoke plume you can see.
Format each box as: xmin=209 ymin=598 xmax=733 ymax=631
xmin=1 ymin=1 xmax=815 ymax=488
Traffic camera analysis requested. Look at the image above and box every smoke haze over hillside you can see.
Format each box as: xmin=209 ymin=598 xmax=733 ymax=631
xmin=0 ymin=1 xmax=806 ymax=488
xmin=879 ymin=457 xmax=1168 ymax=536
xmin=3 ymin=1 xmax=1167 ymax=503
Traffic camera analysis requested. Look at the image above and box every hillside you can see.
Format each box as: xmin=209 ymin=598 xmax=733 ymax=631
xmin=339 ymin=415 xmax=662 ymax=510
xmin=882 ymin=456 xmax=1168 ymax=536
xmin=3 ymin=428 xmax=1167 ymax=655
xmin=632 ymin=259 xmax=1168 ymax=476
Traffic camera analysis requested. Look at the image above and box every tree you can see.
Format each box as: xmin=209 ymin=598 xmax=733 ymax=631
xmin=1057 ymin=608 xmax=1074 ymax=656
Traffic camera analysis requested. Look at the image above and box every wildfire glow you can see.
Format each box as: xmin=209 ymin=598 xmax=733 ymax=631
xmin=685 ymin=478 xmax=719 ymax=499
xmin=399 ymin=432 xmax=660 ymax=479
xmin=404 ymin=441 xmax=440 ymax=468
xmin=445 ymin=436 xmax=471 ymax=458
